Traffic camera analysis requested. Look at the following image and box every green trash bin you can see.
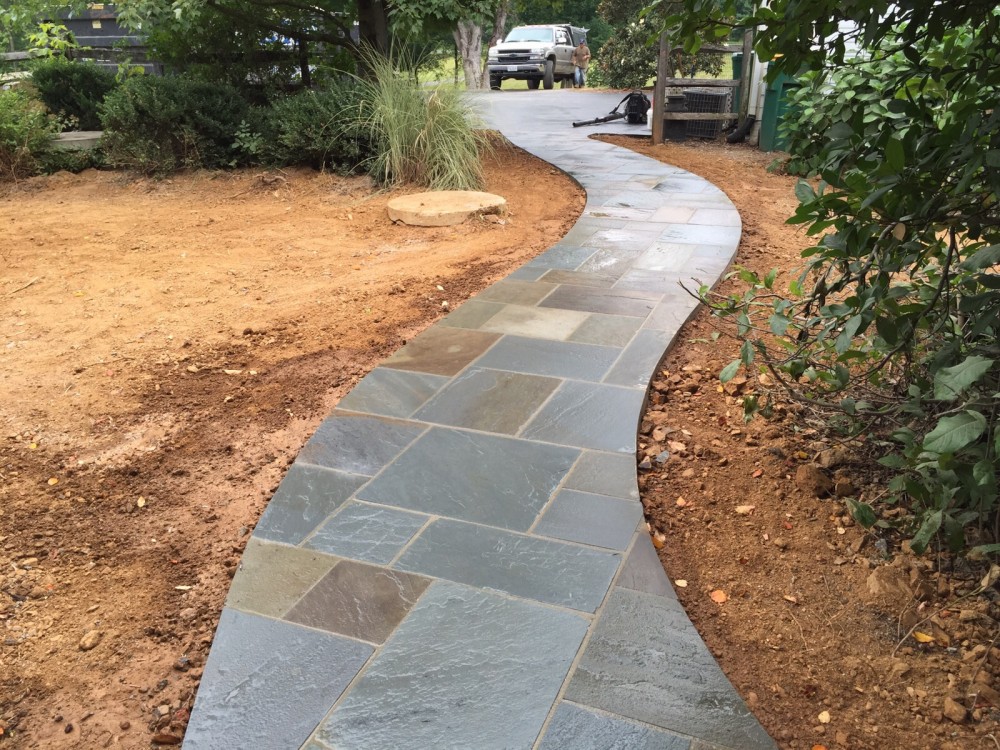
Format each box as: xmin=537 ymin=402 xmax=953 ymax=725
xmin=759 ymin=71 xmax=800 ymax=152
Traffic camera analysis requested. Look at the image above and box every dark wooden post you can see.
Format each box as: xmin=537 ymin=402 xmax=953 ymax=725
xmin=652 ymin=32 xmax=670 ymax=144
xmin=737 ymin=29 xmax=753 ymax=128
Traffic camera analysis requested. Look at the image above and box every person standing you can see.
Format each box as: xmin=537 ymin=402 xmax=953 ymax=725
xmin=571 ymin=39 xmax=591 ymax=88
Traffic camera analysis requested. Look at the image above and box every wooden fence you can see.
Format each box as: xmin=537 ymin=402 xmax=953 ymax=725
xmin=651 ymin=32 xmax=754 ymax=145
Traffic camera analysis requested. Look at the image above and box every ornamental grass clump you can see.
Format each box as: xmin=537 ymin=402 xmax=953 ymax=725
xmin=356 ymin=50 xmax=487 ymax=191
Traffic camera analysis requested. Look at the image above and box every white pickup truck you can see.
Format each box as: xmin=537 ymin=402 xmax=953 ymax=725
xmin=487 ymin=24 xmax=588 ymax=90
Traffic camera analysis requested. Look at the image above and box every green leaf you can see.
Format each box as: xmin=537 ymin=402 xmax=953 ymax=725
xmin=740 ymin=339 xmax=755 ymax=365
xmin=910 ymin=510 xmax=943 ymax=555
xmin=846 ymin=499 xmax=877 ymax=528
xmin=794 ymin=180 xmax=815 ymax=203
xmin=878 ymin=453 xmax=907 ymax=469
xmin=720 ymin=360 xmax=741 ymax=383
xmin=922 ymin=410 xmax=987 ymax=453
xmin=769 ymin=313 xmax=791 ymax=336
xmin=959 ymin=244 xmax=1000 ymax=271
xmin=764 ymin=269 xmax=778 ymax=289
xmin=933 ymin=356 xmax=994 ymax=400
xmin=885 ymin=137 xmax=905 ymax=171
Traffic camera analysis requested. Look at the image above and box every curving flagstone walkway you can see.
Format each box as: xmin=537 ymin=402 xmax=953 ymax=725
xmin=183 ymin=91 xmax=777 ymax=750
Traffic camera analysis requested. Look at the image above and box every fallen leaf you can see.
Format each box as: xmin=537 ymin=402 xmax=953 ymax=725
xmin=783 ymin=522 xmax=793 ymax=530
xmin=137 ymin=497 xmax=146 ymax=508
xmin=651 ymin=532 xmax=666 ymax=549
xmin=675 ymin=497 xmax=688 ymax=508
xmin=751 ymin=469 xmax=764 ymax=478
xmin=174 ymin=585 xmax=192 ymax=591
xmin=783 ymin=594 xmax=798 ymax=604
xmin=735 ymin=505 xmax=756 ymax=515
xmin=47 ymin=477 xmax=59 ymax=486
xmin=710 ymin=589 xmax=728 ymax=604
xmin=223 ymin=369 xmax=243 ymax=375
xmin=674 ymin=579 xmax=688 ymax=588
xmin=913 ymin=631 xmax=934 ymax=643
xmin=818 ymin=710 xmax=831 ymax=724
xmin=812 ymin=746 xmax=829 ymax=750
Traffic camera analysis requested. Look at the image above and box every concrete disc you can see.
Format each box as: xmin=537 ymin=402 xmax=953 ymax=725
xmin=387 ymin=191 xmax=507 ymax=227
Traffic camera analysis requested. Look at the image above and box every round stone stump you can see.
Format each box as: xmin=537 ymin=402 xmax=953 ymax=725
xmin=387 ymin=191 xmax=507 ymax=227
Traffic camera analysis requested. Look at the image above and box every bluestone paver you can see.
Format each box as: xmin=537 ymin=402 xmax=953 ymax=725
xmin=394 ymin=518 xmax=621 ymax=612
xmin=537 ymin=703 xmax=691 ymax=750
xmin=186 ymin=90 xmax=775 ymax=750
xmin=183 ymin=609 xmax=372 ymax=750
xmin=310 ymin=581 xmax=589 ymax=749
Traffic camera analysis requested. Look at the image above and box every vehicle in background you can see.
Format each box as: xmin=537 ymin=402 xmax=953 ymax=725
xmin=487 ymin=24 xmax=587 ymax=91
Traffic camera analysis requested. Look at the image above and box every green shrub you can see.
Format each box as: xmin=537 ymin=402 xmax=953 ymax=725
xmin=38 ymin=146 xmax=105 ymax=174
xmin=0 ymin=89 xmax=57 ymax=180
xmin=99 ymin=76 xmax=250 ymax=173
xmin=264 ymin=83 xmax=369 ymax=171
xmin=31 ymin=59 xmax=117 ymax=130
xmin=355 ymin=51 xmax=486 ymax=190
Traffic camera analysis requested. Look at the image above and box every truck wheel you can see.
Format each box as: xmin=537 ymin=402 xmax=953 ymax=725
xmin=489 ymin=75 xmax=502 ymax=90
xmin=543 ymin=60 xmax=554 ymax=89
xmin=527 ymin=79 xmax=540 ymax=90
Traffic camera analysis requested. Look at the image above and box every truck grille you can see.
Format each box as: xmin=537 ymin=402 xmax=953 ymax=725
xmin=498 ymin=51 xmax=533 ymax=62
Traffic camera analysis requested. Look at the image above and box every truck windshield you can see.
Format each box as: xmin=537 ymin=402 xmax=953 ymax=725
xmin=504 ymin=28 xmax=554 ymax=43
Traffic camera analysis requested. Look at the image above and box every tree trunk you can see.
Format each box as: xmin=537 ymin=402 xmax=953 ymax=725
xmin=297 ymin=36 xmax=312 ymax=88
xmin=357 ymin=0 xmax=390 ymax=59
xmin=480 ymin=0 xmax=510 ymax=88
xmin=453 ymin=19 xmax=483 ymax=90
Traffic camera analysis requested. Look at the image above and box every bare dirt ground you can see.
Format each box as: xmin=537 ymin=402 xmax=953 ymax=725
xmin=600 ymin=135 xmax=1000 ymax=750
xmin=0 ymin=141 xmax=584 ymax=748
xmin=5 ymin=128 xmax=999 ymax=750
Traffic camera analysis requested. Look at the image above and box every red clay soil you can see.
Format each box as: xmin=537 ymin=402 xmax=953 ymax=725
xmin=0 ymin=141 xmax=583 ymax=749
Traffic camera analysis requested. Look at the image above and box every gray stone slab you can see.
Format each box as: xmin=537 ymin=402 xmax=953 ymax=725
xmin=538 ymin=703 xmax=690 ymax=750
xmin=312 ymin=582 xmax=589 ymax=750
xmin=658 ymin=223 xmax=741 ymax=247
xmin=613 ymin=269 xmax=688 ymax=294
xmin=335 ymin=368 xmax=448 ymax=419
xmin=475 ymin=335 xmax=620 ymax=382
xmin=525 ymin=244 xmax=597 ymax=271
xmin=565 ymin=450 xmax=639 ymax=500
xmin=225 ymin=539 xmax=338 ymax=618
xmin=522 ymin=381 xmax=644 ymax=453
xmin=690 ymin=208 xmax=741 ymax=227
xmin=534 ymin=489 xmax=642 ymax=551
xmin=577 ymin=246 xmax=646 ymax=277
xmin=566 ymin=589 xmax=776 ymax=749
xmin=506 ymin=265 xmax=549 ymax=281
xmin=285 ymin=559 xmax=431 ymax=643
xmin=568 ymin=313 xmax=643 ymax=347
xmin=643 ymin=295 xmax=700 ymax=332
xmin=358 ymin=427 xmax=578 ymax=531
xmin=539 ymin=269 xmax=620 ymax=288
xmin=381 ymin=326 xmax=501 ymax=376
xmin=479 ymin=304 xmax=591 ymax=341
xmin=618 ymin=533 xmax=677 ymax=599
xmin=184 ymin=608 xmax=373 ymax=750
xmin=298 ymin=412 xmax=425 ymax=476
xmin=476 ymin=279 xmax=558 ymax=305
xmin=305 ymin=502 xmax=427 ymax=565
xmin=541 ymin=285 xmax=658 ymax=318
xmin=395 ymin=519 xmax=620 ymax=612
xmin=634 ymin=242 xmax=698 ymax=272
xmin=254 ymin=465 xmax=368 ymax=545
xmin=413 ymin=367 xmax=560 ymax=434
xmin=603 ymin=329 xmax=674 ymax=388
xmin=437 ymin=299 xmax=507 ymax=329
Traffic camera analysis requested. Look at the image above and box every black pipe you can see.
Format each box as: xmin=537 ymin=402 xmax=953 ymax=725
xmin=727 ymin=115 xmax=756 ymax=144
